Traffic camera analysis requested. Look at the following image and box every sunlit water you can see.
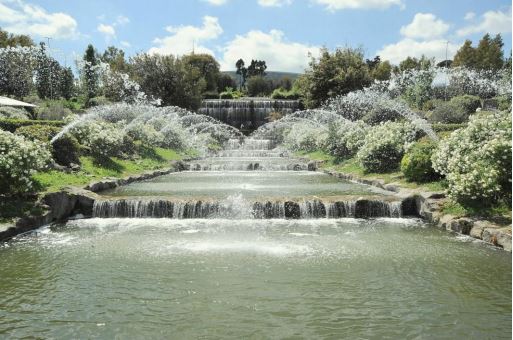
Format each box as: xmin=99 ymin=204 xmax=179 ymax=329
xmin=0 ymin=218 xmax=510 ymax=338
xmin=101 ymin=171 xmax=392 ymax=200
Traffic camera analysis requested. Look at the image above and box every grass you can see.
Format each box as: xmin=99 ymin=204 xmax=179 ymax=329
xmin=441 ymin=200 xmax=512 ymax=225
xmin=297 ymin=150 xmax=446 ymax=192
xmin=33 ymin=147 xmax=193 ymax=193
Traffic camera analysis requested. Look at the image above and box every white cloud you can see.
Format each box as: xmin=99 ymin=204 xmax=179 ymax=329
xmin=457 ymin=9 xmax=512 ymax=37
xmin=464 ymin=12 xmax=475 ymax=21
xmin=220 ymin=29 xmax=320 ymax=72
xmin=120 ymin=41 xmax=131 ymax=48
xmin=116 ymin=15 xmax=129 ymax=25
xmin=400 ymin=13 xmax=449 ymax=40
xmin=314 ymin=0 xmax=403 ymax=11
xmin=97 ymin=23 xmax=116 ymax=38
xmin=202 ymin=0 xmax=228 ymax=5
xmin=149 ymin=16 xmax=223 ymax=56
xmin=258 ymin=0 xmax=292 ymax=7
xmin=0 ymin=1 xmax=79 ymax=39
xmin=377 ymin=38 xmax=459 ymax=64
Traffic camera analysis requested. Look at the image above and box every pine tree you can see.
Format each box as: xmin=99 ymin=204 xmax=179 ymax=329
xmin=452 ymin=40 xmax=476 ymax=68
xmin=83 ymin=44 xmax=100 ymax=103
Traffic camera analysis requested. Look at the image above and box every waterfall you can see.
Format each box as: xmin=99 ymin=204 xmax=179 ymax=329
xmin=198 ymin=99 xmax=301 ymax=130
xmin=92 ymin=199 xmax=405 ymax=219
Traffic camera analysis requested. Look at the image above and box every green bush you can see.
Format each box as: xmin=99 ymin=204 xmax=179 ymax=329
xmin=450 ymin=95 xmax=481 ymax=114
xmin=87 ymin=96 xmax=111 ymax=107
xmin=495 ymin=95 xmax=512 ymax=111
xmin=219 ymin=91 xmax=234 ymax=99
xmin=52 ymin=135 xmax=81 ymax=166
xmin=401 ymin=141 xmax=441 ymax=182
xmin=427 ymin=101 xmax=468 ymax=124
xmin=15 ymin=125 xmax=61 ymax=142
xmin=0 ymin=119 xmax=65 ymax=133
xmin=36 ymin=101 xmax=73 ymax=121
xmin=271 ymin=88 xmax=300 ymax=100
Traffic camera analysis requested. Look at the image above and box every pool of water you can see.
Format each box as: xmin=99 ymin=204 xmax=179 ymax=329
xmin=0 ymin=218 xmax=510 ymax=338
xmin=101 ymin=171 xmax=392 ymax=200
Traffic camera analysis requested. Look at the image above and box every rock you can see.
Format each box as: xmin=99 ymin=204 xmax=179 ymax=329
xmin=401 ymin=196 xmax=419 ymax=217
xmin=69 ymin=163 xmax=81 ymax=172
xmin=383 ymin=184 xmax=400 ymax=192
xmin=42 ymin=191 xmax=78 ymax=221
xmin=449 ymin=218 xmax=473 ymax=235
xmin=284 ymin=201 xmax=300 ymax=218
xmin=307 ymin=161 xmax=317 ymax=171
xmin=469 ymin=221 xmax=494 ymax=239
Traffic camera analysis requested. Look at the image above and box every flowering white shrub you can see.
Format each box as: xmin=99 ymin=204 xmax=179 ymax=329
xmin=432 ymin=111 xmax=512 ymax=203
xmin=357 ymin=121 xmax=418 ymax=173
xmin=160 ymin=124 xmax=190 ymax=150
xmin=0 ymin=130 xmax=51 ymax=194
xmin=0 ymin=106 xmax=29 ymax=119
xmin=126 ymin=121 xmax=164 ymax=147
xmin=71 ymin=120 xmax=128 ymax=157
xmin=326 ymin=120 xmax=369 ymax=158
xmin=284 ymin=123 xmax=325 ymax=152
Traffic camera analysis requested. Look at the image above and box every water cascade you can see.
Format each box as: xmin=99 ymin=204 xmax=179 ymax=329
xmin=198 ymin=98 xmax=301 ymax=131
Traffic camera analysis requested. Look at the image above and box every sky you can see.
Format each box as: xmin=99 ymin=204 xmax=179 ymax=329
xmin=0 ymin=0 xmax=511 ymax=73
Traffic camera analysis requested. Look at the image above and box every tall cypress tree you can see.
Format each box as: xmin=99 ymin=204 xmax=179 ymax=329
xmin=83 ymin=44 xmax=100 ymax=103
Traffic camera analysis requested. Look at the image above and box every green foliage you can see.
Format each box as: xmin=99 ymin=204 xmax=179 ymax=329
xmin=129 ymin=53 xmax=206 ymax=110
xmin=101 ymin=46 xmax=128 ymax=73
xmin=398 ymin=56 xmax=433 ymax=72
xmin=183 ymin=53 xmax=221 ymax=93
xmin=495 ymin=95 xmax=512 ymax=111
xmin=432 ymin=110 xmax=511 ymax=204
xmin=450 ymin=95 xmax=481 ymax=114
xmin=452 ymin=34 xmax=505 ymax=70
xmin=246 ymin=76 xmax=270 ymax=97
xmin=401 ymin=141 xmax=441 ymax=182
xmin=87 ymin=96 xmax=111 ymax=107
xmin=427 ymin=95 xmax=481 ymax=124
xmin=203 ymin=91 xmax=220 ymax=99
xmin=431 ymin=123 xmax=467 ymax=132
xmin=51 ymin=135 xmax=81 ymax=166
xmin=428 ymin=102 xmax=468 ymax=124
xmin=0 ymin=119 xmax=65 ymax=133
xmin=299 ymin=47 xmax=372 ymax=108
xmin=219 ymin=87 xmax=243 ymax=99
xmin=357 ymin=122 xmax=417 ymax=173
xmin=15 ymin=124 xmax=60 ymax=142
xmin=271 ymin=87 xmax=300 ymax=100
xmin=217 ymin=73 xmax=236 ymax=92
xmin=0 ymin=28 xmax=34 ymax=48
xmin=36 ymin=101 xmax=74 ymax=120
xmin=83 ymin=44 xmax=101 ymax=103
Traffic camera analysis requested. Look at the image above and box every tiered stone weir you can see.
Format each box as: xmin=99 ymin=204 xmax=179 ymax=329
xmin=198 ymin=99 xmax=301 ymax=131
xmin=92 ymin=198 xmax=404 ymax=219
xmin=95 ymin=138 xmax=410 ymax=219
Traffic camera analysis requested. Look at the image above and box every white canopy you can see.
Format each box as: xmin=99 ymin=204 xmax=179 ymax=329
xmin=0 ymin=96 xmax=37 ymax=107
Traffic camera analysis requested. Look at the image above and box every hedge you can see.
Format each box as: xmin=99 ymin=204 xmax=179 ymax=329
xmin=0 ymin=119 xmax=66 ymax=133
xmin=431 ymin=123 xmax=466 ymax=132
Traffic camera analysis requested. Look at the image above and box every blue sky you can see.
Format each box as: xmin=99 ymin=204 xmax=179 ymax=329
xmin=0 ymin=0 xmax=511 ymax=72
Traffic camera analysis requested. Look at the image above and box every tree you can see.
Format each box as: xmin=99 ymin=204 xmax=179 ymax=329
xmin=235 ymin=59 xmax=248 ymax=90
xmin=247 ymin=76 xmax=270 ymax=97
xmin=35 ymin=42 xmax=63 ymax=99
xmin=452 ymin=40 xmax=476 ymax=68
xmin=475 ymin=34 xmax=504 ymax=70
xmin=217 ymin=73 xmax=236 ymax=92
xmin=0 ymin=28 xmax=34 ymax=48
xmin=60 ymin=67 xmax=75 ymax=100
xmin=183 ymin=53 xmax=221 ymax=93
xmin=298 ymin=47 xmax=372 ymax=108
xmin=372 ymin=60 xmax=392 ymax=81
xmin=83 ymin=44 xmax=100 ymax=103
xmin=101 ymin=46 xmax=127 ymax=73
xmin=398 ymin=56 xmax=433 ymax=72
xmin=129 ymin=53 xmax=206 ymax=109
xmin=0 ymin=47 xmax=35 ymax=98
xmin=247 ymin=59 xmax=267 ymax=78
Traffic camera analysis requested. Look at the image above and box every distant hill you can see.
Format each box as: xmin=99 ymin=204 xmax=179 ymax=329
xmin=222 ymin=71 xmax=301 ymax=86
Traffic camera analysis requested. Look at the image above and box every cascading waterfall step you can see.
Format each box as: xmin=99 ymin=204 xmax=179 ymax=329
xmin=92 ymin=198 xmax=406 ymax=219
